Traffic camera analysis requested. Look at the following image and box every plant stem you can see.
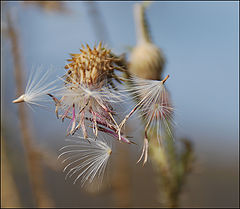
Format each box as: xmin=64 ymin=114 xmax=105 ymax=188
xmin=1 ymin=138 xmax=21 ymax=207
xmin=6 ymin=10 xmax=54 ymax=208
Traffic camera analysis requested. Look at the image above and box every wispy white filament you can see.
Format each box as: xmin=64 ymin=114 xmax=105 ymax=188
xmin=56 ymin=71 xmax=127 ymax=105
xmin=58 ymin=137 xmax=112 ymax=187
xmin=12 ymin=65 xmax=62 ymax=108
xmin=122 ymin=75 xmax=174 ymax=144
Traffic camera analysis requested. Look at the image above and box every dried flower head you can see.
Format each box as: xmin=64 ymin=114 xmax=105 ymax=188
xmin=49 ymin=43 xmax=128 ymax=142
xmin=64 ymin=42 xmax=122 ymax=88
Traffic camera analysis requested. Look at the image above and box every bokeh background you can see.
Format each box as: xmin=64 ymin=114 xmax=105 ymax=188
xmin=1 ymin=1 xmax=239 ymax=207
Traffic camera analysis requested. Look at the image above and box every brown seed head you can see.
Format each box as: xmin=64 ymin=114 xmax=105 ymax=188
xmin=65 ymin=42 xmax=120 ymax=88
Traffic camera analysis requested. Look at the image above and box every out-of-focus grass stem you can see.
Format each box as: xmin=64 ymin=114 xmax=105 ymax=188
xmin=6 ymin=10 xmax=54 ymax=208
xmin=129 ymin=2 xmax=194 ymax=207
xmin=1 ymin=138 xmax=21 ymax=207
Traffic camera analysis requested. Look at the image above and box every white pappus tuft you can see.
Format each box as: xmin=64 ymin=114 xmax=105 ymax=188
xmin=12 ymin=65 xmax=61 ymax=109
xmin=133 ymin=75 xmax=173 ymax=135
xmin=58 ymin=136 xmax=112 ymax=187
xmin=119 ymin=74 xmax=174 ymax=165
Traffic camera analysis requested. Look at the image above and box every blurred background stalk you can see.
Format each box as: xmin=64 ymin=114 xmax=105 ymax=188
xmin=5 ymin=9 xmax=54 ymax=208
xmin=85 ymin=1 xmax=111 ymax=44
xmin=21 ymin=1 xmax=69 ymax=13
xmin=127 ymin=2 xmax=194 ymax=207
xmin=111 ymin=145 xmax=131 ymax=207
xmin=1 ymin=138 xmax=21 ymax=208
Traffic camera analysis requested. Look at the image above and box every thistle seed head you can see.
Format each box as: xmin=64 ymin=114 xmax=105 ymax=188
xmin=45 ymin=43 xmax=129 ymax=140
xmin=64 ymin=42 xmax=120 ymax=88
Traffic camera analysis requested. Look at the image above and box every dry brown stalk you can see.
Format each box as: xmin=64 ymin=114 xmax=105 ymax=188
xmin=111 ymin=144 xmax=131 ymax=208
xmin=1 ymin=138 xmax=22 ymax=208
xmin=22 ymin=1 xmax=68 ymax=13
xmin=6 ymin=11 xmax=54 ymax=208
